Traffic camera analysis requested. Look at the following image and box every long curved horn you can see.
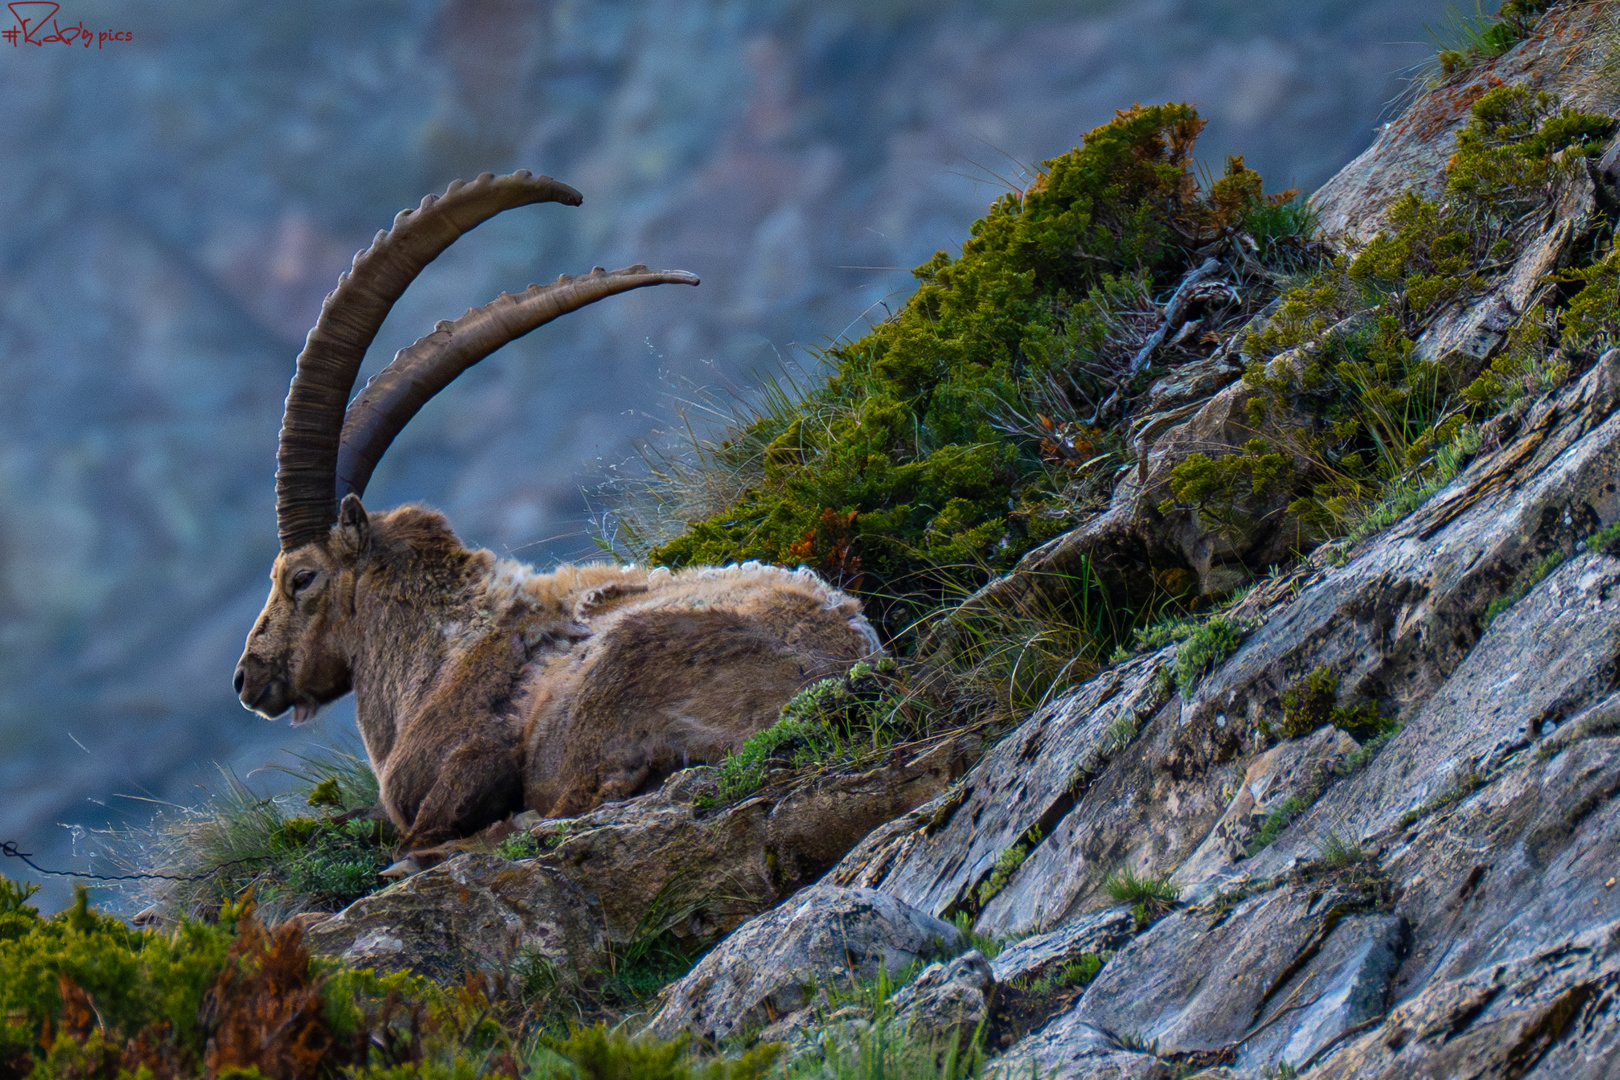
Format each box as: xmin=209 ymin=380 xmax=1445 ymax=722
xmin=334 ymin=265 xmax=699 ymax=502
xmin=277 ymin=170 xmax=583 ymax=553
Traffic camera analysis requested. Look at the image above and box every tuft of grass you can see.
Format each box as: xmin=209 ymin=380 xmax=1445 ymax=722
xmin=705 ymin=658 xmax=927 ymax=805
xmin=118 ymin=748 xmax=395 ymax=925
xmin=599 ymin=930 xmax=703 ymax=1010
xmin=527 ymin=1026 xmax=781 ymax=1080
xmin=1335 ymin=726 xmax=1402 ymax=776
xmin=1102 ymin=866 xmax=1178 ymax=925
xmin=1316 ymin=830 xmax=1365 ymax=868
xmin=949 ymin=911 xmax=1008 ymax=962
xmin=1031 ymin=953 xmax=1103 ymax=995
xmin=1589 ymin=521 xmax=1620 ymax=557
xmin=1425 ymin=1 xmax=1559 ymax=84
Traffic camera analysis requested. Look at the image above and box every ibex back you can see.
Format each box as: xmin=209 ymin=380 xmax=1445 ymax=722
xmin=234 ymin=172 xmax=879 ymax=855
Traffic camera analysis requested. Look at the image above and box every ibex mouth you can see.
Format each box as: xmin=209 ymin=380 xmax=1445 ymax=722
xmin=292 ymin=702 xmax=322 ymax=726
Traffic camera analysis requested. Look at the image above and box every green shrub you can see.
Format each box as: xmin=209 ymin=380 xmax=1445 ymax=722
xmin=1279 ymin=667 xmax=1395 ymax=741
xmin=495 ymin=830 xmax=542 ymax=861
xmin=623 ymin=105 xmax=1307 ymax=645
xmin=0 ymin=880 xmax=466 ymax=1080
xmin=1236 ymin=86 xmax=1611 ymax=545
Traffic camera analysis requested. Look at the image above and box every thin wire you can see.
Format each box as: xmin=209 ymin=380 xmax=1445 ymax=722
xmin=1 ymin=840 xmax=267 ymax=882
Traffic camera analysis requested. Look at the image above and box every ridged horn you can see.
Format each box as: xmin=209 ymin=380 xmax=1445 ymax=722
xmin=335 ymin=265 xmax=700 ymax=501
xmin=276 ymin=170 xmax=583 ymax=553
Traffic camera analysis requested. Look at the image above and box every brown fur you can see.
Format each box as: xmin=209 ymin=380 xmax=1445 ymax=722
xmin=235 ymin=495 xmax=879 ymax=851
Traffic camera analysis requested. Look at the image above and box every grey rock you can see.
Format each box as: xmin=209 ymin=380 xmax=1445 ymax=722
xmin=890 ymin=950 xmax=996 ymax=1052
xmin=988 ymin=1016 xmax=1170 ymax=1080
xmin=990 ymin=907 xmax=1135 ymax=985
xmin=642 ymin=884 xmax=963 ymax=1042
xmin=1069 ymin=887 xmax=1351 ymax=1054
xmin=828 ymin=655 xmax=1193 ymax=936
xmin=1310 ymin=4 xmax=1620 ymax=247
xmin=1177 ymin=725 xmax=1360 ymax=886
xmin=830 ymin=345 xmax=1620 ymax=1075
xmin=305 ymin=853 xmax=607 ymax=989
xmin=1235 ymin=913 xmax=1404 ymax=1072
xmin=1301 ymin=917 xmax=1620 ymax=1079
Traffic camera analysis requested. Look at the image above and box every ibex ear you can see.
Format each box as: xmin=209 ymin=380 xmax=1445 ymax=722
xmin=337 ymin=493 xmax=372 ymax=559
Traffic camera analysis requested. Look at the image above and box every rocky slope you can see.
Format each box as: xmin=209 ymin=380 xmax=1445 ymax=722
xmin=285 ymin=5 xmax=1620 ymax=1077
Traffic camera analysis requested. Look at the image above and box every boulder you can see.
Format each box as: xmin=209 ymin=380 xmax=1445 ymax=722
xmin=888 ymin=950 xmax=996 ymax=1053
xmin=642 ymin=884 xmax=963 ymax=1042
xmin=986 ymin=1017 xmax=1170 ymax=1080
xmin=304 ymin=853 xmax=607 ymax=989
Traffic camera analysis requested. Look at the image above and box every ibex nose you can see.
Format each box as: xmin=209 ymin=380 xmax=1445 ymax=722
xmin=233 ymin=664 xmax=247 ymax=696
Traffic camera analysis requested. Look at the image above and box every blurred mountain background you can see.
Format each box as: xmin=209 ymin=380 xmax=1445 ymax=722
xmin=0 ymin=0 xmax=1455 ymax=911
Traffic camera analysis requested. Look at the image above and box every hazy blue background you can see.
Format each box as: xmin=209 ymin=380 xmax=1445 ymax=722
xmin=0 ymin=0 xmax=1456 ymax=910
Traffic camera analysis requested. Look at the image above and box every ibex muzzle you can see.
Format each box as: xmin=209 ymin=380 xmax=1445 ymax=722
xmin=236 ymin=172 xmax=879 ymax=857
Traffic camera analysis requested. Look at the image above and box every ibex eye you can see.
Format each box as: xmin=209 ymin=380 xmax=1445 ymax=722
xmin=291 ymin=569 xmax=318 ymax=593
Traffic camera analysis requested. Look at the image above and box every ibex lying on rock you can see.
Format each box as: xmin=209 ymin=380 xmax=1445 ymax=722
xmin=234 ymin=171 xmax=879 ymax=855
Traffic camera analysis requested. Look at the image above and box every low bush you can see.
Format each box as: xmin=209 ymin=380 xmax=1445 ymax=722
xmin=1278 ymin=667 xmax=1395 ymax=741
xmin=610 ymin=103 xmax=1312 ymax=650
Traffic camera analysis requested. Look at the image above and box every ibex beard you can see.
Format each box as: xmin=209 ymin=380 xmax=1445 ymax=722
xmin=233 ymin=171 xmax=880 ymax=860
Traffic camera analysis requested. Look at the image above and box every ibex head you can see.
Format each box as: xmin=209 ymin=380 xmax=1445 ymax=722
xmin=234 ymin=171 xmax=697 ymax=723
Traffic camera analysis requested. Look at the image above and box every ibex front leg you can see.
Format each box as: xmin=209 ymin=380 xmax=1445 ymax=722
xmin=381 ymin=629 xmax=533 ymax=855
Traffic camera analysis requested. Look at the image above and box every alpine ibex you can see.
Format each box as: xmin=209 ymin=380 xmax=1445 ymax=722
xmin=233 ymin=171 xmax=880 ymax=855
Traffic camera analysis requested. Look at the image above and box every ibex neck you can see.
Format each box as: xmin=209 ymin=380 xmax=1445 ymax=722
xmin=344 ymin=548 xmax=495 ymax=766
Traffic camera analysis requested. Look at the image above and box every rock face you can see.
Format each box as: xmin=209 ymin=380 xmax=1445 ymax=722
xmin=538 ymin=739 xmax=970 ymax=949
xmin=821 ymin=343 xmax=1620 ymax=1074
xmin=304 ymin=854 xmax=606 ymax=989
xmin=642 ymin=884 xmax=963 ymax=1042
